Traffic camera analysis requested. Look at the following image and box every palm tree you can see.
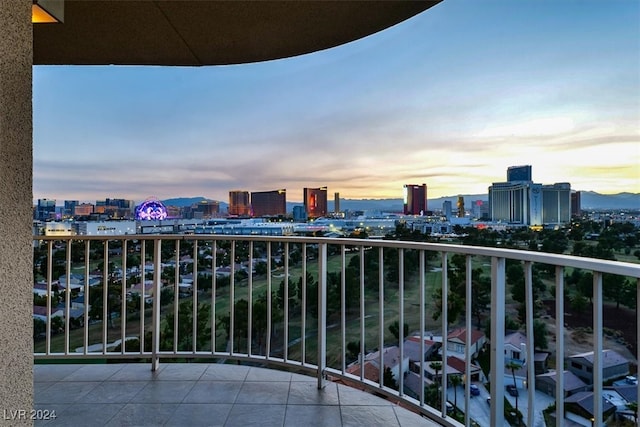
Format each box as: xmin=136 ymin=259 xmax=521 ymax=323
xmin=627 ymin=401 xmax=638 ymax=426
xmin=429 ymin=361 xmax=443 ymax=407
xmin=506 ymin=360 xmax=521 ymax=413
xmin=450 ymin=374 xmax=462 ymax=414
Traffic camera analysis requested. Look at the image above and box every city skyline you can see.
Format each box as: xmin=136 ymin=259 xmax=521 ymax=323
xmin=33 ymin=0 xmax=639 ymax=203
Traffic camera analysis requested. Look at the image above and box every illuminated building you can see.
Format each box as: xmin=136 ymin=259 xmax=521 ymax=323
xmin=135 ymin=198 xmax=168 ymax=221
xmin=457 ymin=196 xmax=465 ymax=218
xmin=251 ymin=189 xmax=286 ymax=217
xmin=403 ymin=184 xmax=427 ymax=215
xmin=63 ymin=200 xmax=78 ymax=217
xmin=304 ymin=187 xmax=328 ymax=219
xmin=95 ymin=198 xmax=134 ymax=218
xmin=229 ymin=190 xmax=251 ymax=216
xmin=73 ymin=203 xmax=94 ymax=217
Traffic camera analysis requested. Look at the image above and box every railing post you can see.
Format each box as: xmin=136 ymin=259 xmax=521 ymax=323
xmin=524 ymin=261 xmax=535 ymax=427
xmin=440 ymin=252 xmax=448 ymax=417
xmin=555 ymin=266 xmax=565 ymax=426
xmin=151 ymin=238 xmax=162 ymax=371
xmin=317 ymin=242 xmax=327 ymax=389
xmin=592 ymin=272 xmax=603 ymax=426
xmin=464 ymin=255 xmax=472 ymax=427
xmin=490 ymin=256 xmax=506 ymax=427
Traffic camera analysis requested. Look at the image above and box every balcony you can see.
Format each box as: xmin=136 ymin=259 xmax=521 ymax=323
xmin=33 ymin=234 xmax=640 ymax=426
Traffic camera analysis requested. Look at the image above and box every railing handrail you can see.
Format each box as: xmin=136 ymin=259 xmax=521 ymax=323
xmin=34 ymin=234 xmax=640 ymax=278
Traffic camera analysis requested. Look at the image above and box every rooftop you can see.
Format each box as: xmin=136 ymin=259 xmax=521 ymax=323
xmin=567 ymin=349 xmax=629 ymax=368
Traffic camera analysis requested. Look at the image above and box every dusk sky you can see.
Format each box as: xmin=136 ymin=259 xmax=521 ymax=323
xmin=33 ymin=0 xmax=640 ymax=204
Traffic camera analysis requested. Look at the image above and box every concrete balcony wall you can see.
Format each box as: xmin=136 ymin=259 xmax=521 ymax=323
xmin=0 ymin=1 xmax=33 ymax=423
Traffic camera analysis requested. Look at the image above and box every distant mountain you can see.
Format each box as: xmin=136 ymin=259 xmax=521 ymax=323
xmin=579 ymin=191 xmax=639 ymax=210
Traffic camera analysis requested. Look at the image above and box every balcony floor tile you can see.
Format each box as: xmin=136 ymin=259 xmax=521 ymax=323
xmin=34 ymin=363 xmax=442 ymax=426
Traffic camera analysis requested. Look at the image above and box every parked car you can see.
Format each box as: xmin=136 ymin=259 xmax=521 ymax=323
xmin=626 ymin=376 xmax=638 ymax=385
xmin=469 ymin=384 xmax=480 ymax=396
xmin=486 ymin=396 xmax=491 ymax=405
xmin=506 ymin=384 xmax=519 ymax=397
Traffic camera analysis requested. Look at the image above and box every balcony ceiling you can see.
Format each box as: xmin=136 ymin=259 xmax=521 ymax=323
xmin=33 ymin=0 xmax=441 ymax=66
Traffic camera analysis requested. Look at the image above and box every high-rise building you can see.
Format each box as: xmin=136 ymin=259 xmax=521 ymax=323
xmin=251 ymin=189 xmax=286 ymax=217
xmin=571 ymin=191 xmax=581 ymax=217
xmin=542 ymin=183 xmax=571 ymax=225
xmin=228 ymin=190 xmax=250 ymax=216
xmin=334 ymin=192 xmax=340 ymax=214
xmin=489 ymin=166 xmax=570 ymax=226
xmin=35 ymin=199 xmax=56 ymax=221
xmin=442 ymin=200 xmax=452 ymax=220
xmin=304 ymin=187 xmax=328 ymax=219
xmin=471 ymin=200 xmax=489 ymax=220
xmin=74 ymin=203 xmax=94 ymax=217
xmin=192 ymin=200 xmax=220 ymax=219
xmin=457 ymin=196 xmax=465 ymax=218
xmin=292 ymin=206 xmax=307 ymax=222
xmin=488 ymin=182 xmax=542 ymax=225
xmin=403 ymin=184 xmax=427 ymax=215
xmin=63 ymin=200 xmax=78 ymax=217
xmin=507 ymin=165 xmax=532 ymax=182
xmin=95 ymin=198 xmax=134 ymax=218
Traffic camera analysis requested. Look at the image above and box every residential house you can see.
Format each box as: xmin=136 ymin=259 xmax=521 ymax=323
xmin=71 ymin=294 xmax=86 ymax=310
xmin=613 ymin=385 xmax=639 ymax=424
xmin=345 ymin=360 xmax=380 ymax=384
xmin=404 ymin=371 xmax=425 ymax=400
xmin=445 ymin=355 xmax=484 ymax=383
xmin=564 ymin=391 xmax=617 ymax=425
xmin=567 ymin=349 xmax=630 ymax=385
xmin=403 ymin=336 xmax=441 ymax=363
xmin=33 ymin=305 xmax=64 ymax=323
xmin=446 ymin=327 xmax=486 ymax=359
xmin=363 ymin=346 xmax=410 ymax=383
xmin=536 ymin=370 xmax=589 ymax=398
xmin=504 ymin=331 xmax=527 ymax=363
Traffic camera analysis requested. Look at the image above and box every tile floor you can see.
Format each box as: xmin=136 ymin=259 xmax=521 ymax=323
xmin=33 ymin=363 xmax=443 ymax=426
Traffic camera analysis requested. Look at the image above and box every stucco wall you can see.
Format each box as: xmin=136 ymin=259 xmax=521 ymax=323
xmin=0 ymin=1 xmax=33 ymax=424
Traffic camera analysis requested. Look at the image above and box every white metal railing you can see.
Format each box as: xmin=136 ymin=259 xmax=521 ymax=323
xmin=33 ymin=235 xmax=640 ymax=427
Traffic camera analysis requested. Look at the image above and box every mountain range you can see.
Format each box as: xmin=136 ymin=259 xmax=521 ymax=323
xmin=162 ymin=191 xmax=639 ymax=212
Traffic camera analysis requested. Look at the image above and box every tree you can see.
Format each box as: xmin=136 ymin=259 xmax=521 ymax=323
xmin=450 ymin=374 xmax=462 ymax=414
xmin=429 ymin=361 xmax=443 ymax=407
xmin=506 ymin=360 xmax=520 ymax=413
xmin=33 ymin=318 xmax=46 ymax=338
xmin=346 ymin=341 xmax=360 ymax=364
xmin=533 ymin=319 xmax=548 ymax=350
xmin=626 ymin=401 xmax=638 ymax=426
xmin=88 ymin=279 xmax=123 ymax=329
xmin=383 ymin=366 xmax=398 ymax=391
xmin=389 ymin=320 xmax=409 ymax=342
xmin=163 ymin=299 xmax=211 ymax=351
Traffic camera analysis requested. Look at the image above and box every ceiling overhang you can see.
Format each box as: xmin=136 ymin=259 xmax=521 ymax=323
xmin=33 ymin=1 xmax=441 ymax=66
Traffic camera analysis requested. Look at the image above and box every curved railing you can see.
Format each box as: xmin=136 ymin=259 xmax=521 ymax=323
xmin=33 ymin=235 xmax=640 ymax=427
